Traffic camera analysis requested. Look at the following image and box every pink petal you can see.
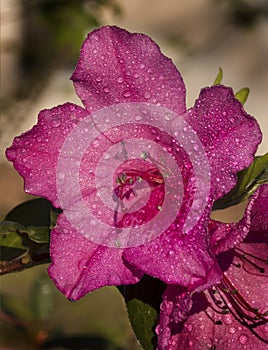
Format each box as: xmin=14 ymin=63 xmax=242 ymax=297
xmin=184 ymin=86 xmax=262 ymax=200
xmin=123 ymin=208 xmax=221 ymax=289
xmin=5 ymin=103 xmax=88 ymax=207
xmin=71 ymin=26 xmax=186 ymax=114
xmin=210 ymin=184 xmax=268 ymax=254
xmin=48 ymin=214 xmax=143 ymax=300
xmin=157 ymin=185 xmax=268 ymax=349
xmin=158 ymin=277 xmax=268 ymax=350
xmin=250 ymin=184 xmax=268 ymax=232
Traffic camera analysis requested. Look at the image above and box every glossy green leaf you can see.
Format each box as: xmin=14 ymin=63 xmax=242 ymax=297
xmin=0 ymin=198 xmax=54 ymax=274
xmin=213 ymin=67 xmax=223 ymax=85
xmin=118 ymin=276 xmax=165 ymax=350
xmin=0 ymin=221 xmax=49 ymax=244
xmin=0 ymin=227 xmax=28 ymax=261
xmin=235 ymin=87 xmax=250 ymax=105
xmin=22 ymin=226 xmax=50 ymax=244
xmin=213 ymin=153 xmax=268 ymax=210
xmin=5 ymin=198 xmax=53 ymax=227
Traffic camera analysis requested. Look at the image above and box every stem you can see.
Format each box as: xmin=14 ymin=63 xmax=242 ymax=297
xmin=0 ymin=254 xmax=50 ymax=275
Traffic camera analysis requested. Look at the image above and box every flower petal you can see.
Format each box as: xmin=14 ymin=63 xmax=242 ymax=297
xmin=71 ymin=26 xmax=186 ymax=114
xmin=250 ymin=184 xmax=268 ymax=232
xmin=157 ymin=284 xmax=268 ymax=350
xmin=48 ymin=214 xmax=143 ymax=300
xmin=210 ymin=184 xmax=268 ymax=254
xmin=157 ymin=185 xmax=268 ymax=349
xmin=184 ymin=86 xmax=262 ymax=200
xmin=123 ymin=209 xmax=221 ymax=290
xmin=5 ymin=103 xmax=88 ymax=208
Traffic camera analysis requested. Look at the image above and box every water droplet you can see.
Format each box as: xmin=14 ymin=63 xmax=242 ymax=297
xmin=92 ymin=140 xmax=100 ymax=149
xmin=93 ymin=49 xmax=97 ymax=54
xmin=140 ymin=64 xmax=145 ymax=69
xmin=239 ymin=335 xmax=248 ymax=345
xmin=187 ymin=325 xmax=192 ymax=332
xmin=143 ymin=92 xmax=151 ymax=99
xmin=90 ymin=219 xmax=97 ymax=227
xmin=223 ymin=314 xmax=232 ymax=325
xmin=117 ymin=77 xmax=123 ymax=83
xmin=123 ymin=91 xmax=131 ymax=98
xmin=135 ymin=115 xmax=142 ymax=121
xmin=228 ymin=326 xmax=236 ymax=334
xmin=96 ymin=77 xmax=102 ymax=82
xmin=104 ymin=87 xmax=109 ymax=93
xmin=52 ymin=119 xmax=61 ymax=127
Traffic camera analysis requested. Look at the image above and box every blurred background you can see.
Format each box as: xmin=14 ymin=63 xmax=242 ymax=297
xmin=1 ymin=0 xmax=268 ymax=349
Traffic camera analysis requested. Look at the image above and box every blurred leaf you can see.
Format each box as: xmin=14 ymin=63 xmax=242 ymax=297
xmin=213 ymin=153 xmax=268 ymax=210
xmin=213 ymin=67 xmax=223 ymax=85
xmin=118 ymin=276 xmax=165 ymax=350
xmin=0 ymin=292 xmax=34 ymax=324
xmin=235 ymin=87 xmax=250 ymax=105
xmin=30 ymin=273 xmax=55 ymax=321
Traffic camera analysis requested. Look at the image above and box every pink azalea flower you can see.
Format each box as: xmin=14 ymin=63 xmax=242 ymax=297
xmin=157 ymin=185 xmax=268 ymax=349
xmin=6 ymin=26 xmax=262 ymax=304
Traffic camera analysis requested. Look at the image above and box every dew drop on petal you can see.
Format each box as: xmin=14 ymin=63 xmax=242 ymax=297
xmin=123 ymin=91 xmax=131 ymax=98
xmin=143 ymin=92 xmax=151 ymax=99
xmin=239 ymin=335 xmax=248 ymax=345
xmin=223 ymin=314 xmax=232 ymax=325
xmin=52 ymin=119 xmax=61 ymax=128
xmin=228 ymin=326 xmax=236 ymax=334
xmin=117 ymin=77 xmax=123 ymax=83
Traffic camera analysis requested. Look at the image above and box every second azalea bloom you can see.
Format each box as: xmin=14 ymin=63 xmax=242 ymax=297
xmin=6 ymin=26 xmax=262 ymax=303
xmin=157 ymin=185 xmax=268 ymax=349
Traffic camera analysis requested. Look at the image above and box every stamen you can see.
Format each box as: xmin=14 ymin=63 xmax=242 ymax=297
xmin=235 ymin=247 xmax=268 ymax=264
xmin=220 ymin=274 xmax=268 ymax=323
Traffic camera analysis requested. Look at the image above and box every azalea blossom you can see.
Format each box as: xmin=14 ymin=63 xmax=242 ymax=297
xmin=6 ymin=24 xmax=262 ymax=314
xmin=157 ymin=184 xmax=268 ymax=349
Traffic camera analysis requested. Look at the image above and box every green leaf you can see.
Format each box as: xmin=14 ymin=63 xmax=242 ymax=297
xmin=118 ymin=276 xmax=165 ymax=350
xmin=22 ymin=226 xmax=50 ymax=244
xmin=213 ymin=153 xmax=268 ymax=210
xmin=213 ymin=67 xmax=223 ymax=85
xmin=0 ymin=198 xmax=56 ymax=274
xmin=5 ymin=198 xmax=53 ymax=227
xmin=0 ymin=292 xmax=35 ymax=323
xmin=0 ymin=227 xmax=28 ymax=261
xmin=30 ymin=273 xmax=55 ymax=321
xmin=235 ymin=87 xmax=250 ymax=105
xmin=0 ymin=221 xmax=49 ymax=244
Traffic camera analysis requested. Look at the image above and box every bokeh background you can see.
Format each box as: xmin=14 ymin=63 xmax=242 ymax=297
xmin=1 ymin=0 xmax=268 ymax=349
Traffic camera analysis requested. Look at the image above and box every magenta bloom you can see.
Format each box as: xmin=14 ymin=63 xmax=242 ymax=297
xmin=157 ymin=185 xmax=268 ymax=349
xmin=6 ymin=25 xmax=262 ymax=309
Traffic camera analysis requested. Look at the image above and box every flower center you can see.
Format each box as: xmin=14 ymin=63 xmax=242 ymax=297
xmin=112 ymin=159 xmax=165 ymax=228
